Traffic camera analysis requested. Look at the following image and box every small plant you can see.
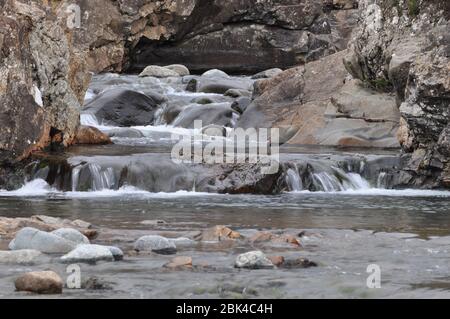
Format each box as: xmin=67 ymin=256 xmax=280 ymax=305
xmin=407 ymin=0 xmax=420 ymax=17
xmin=370 ymin=78 xmax=392 ymax=91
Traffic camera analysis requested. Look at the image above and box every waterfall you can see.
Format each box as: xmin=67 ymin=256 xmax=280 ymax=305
xmin=310 ymin=167 xmax=371 ymax=192
xmin=286 ymin=168 xmax=303 ymax=192
xmin=80 ymin=113 xmax=100 ymax=127
xmin=377 ymin=172 xmax=387 ymax=189
xmin=71 ymin=166 xmax=81 ymax=192
xmin=88 ymin=164 xmax=116 ymax=191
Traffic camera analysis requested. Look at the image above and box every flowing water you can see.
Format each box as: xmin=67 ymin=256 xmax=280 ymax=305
xmin=0 ymin=74 xmax=449 ymax=298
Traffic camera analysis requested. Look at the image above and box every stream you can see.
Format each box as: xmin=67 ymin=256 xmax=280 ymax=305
xmin=0 ymin=73 xmax=449 ymax=298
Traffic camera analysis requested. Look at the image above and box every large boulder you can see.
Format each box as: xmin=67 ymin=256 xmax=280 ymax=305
xmin=172 ymin=103 xmax=236 ymax=128
xmin=83 ymin=89 xmax=160 ymax=127
xmin=15 ymin=271 xmax=63 ymax=295
xmin=134 ymin=235 xmax=177 ymax=255
xmin=139 ymin=65 xmax=180 ymax=78
xmin=9 ymin=227 xmax=77 ymax=254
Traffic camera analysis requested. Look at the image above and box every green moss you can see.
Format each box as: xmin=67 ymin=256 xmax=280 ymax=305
xmin=408 ymin=0 xmax=420 ymax=17
xmin=369 ymin=78 xmax=392 ymax=91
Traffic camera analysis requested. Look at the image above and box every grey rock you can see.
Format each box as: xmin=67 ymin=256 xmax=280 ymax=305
xmin=139 ymin=65 xmax=179 ymax=78
xmin=51 ymin=228 xmax=90 ymax=245
xmin=202 ymin=69 xmax=229 ymax=78
xmin=0 ymin=250 xmax=43 ymax=265
xmin=235 ymin=251 xmax=275 ymax=269
xmin=60 ymin=244 xmax=115 ymax=263
xmin=106 ymin=128 xmax=145 ymax=138
xmin=224 ymin=89 xmax=252 ymax=98
xmin=9 ymin=227 xmax=77 ymax=254
xmin=172 ymin=103 xmax=236 ymax=128
xmin=164 ymin=64 xmax=190 ymax=76
xmin=231 ymin=97 xmax=252 ymax=114
xmin=251 ymin=68 xmax=283 ymax=79
xmin=134 ymin=235 xmax=177 ymax=255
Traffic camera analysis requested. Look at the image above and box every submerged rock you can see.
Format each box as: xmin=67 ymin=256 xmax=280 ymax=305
xmin=134 ymin=235 xmax=177 ymax=255
xmin=164 ymin=256 xmax=193 ymax=269
xmin=235 ymin=251 xmax=274 ymax=269
xmin=9 ymin=227 xmax=76 ymax=254
xmin=196 ymin=226 xmax=241 ymax=242
xmin=60 ymin=244 xmax=115 ymax=263
xmin=15 ymin=271 xmax=63 ymax=295
xmin=0 ymin=250 xmax=43 ymax=265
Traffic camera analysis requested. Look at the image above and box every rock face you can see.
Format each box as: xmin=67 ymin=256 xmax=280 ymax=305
xmin=15 ymin=271 xmax=63 ymax=294
xmin=344 ymin=0 xmax=450 ymax=188
xmin=130 ymin=0 xmax=359 ymax=73
xmin=238 ymin=50 xmax=401 ymax=148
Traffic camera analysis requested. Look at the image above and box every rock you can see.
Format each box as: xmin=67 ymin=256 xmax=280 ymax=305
xmin=106 ymin=246 xmax=124 ymax=261
xmin=281 ymin=258 xmax=318 ymax=269
xmin=167 ymin=238 xmax=196 ymax=247
xmin=201 ymin=125 xmax=227 ymax=137
xmin=268 ymin=255 xmax=285 ymax=267
xmin=83 ymin=89 xmax=160 ymax=127
xmin=197 ymin=226 xmax=241 ymax=242
xmin=192 ymin=97 xmax=214 ymax=105
xmin=139 ymin=65 xmax=179 ymax=78
xmin=231 ymin=97 xmax=252 ymax=114
xmin=172 ymin=103 xmax=236 ymax=128
xmin=198 ymin=78 xmax=253 ymax=94
xmin=235 ymin=251 xmax=274 ymax=269
xmin=251 ymin=68 xmax=283 ymax=79
xmin=164 ymin=64 xmax=190 ymax=76
xmin=134 ymin=235 xmax=177 ymax=255
xmin=15 ymin=271 xmax=63 ymax=294
xmin=106 ymin=128 xmax=145 ymax=138
xmin=81 ymin=277 xmax=114 ymax=290
xmin=9 ymin=227 xmax=77 ymax=254
xmin=250 ymin=232 xmax=301 ymax=247
xmin=60 ymin=244 xmax=115 ymax=263
xmin=163 ymin=105 xmax=184 ymax=125
xmin=72 ymin=126 xmax=112 ymax=145
xmin=202 ymin=69 xmax=229 ymax=78
xmin=164 ymin=256 xmax=193 ymax=269
xmin=51 ymin=228 xmax=90 ymax=245
xmin=224 ymin=89 xmax=252 ymax=98
xmin=0 ymin=250 xmax=42 ymax=265
xmin=185 ymin=78 xmax=198 ymax=92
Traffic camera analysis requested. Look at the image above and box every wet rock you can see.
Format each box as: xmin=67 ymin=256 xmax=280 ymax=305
xmin=106 ymin=128 xmax=145 ymax=139
xmin=0 ymin=250 xmax=42 ymax=265
xmin=251 ymin=68 xmax=283 ymax=80
xmin=106 ymin=246 xmax=124 ymax=261
xmin=196 ymin=226 xmax=241 ymax=242
xmin=198 ymin=78 xmax=253 ymax=95
xmin=163 ymin=105 xmax=184 ymax=125
xmin=202 ymin=69 xmax=229 ymax=78
xmin=268 ymin=256 xmax=285 ymax=267
xmin=250 ymin=232 xmax=301 ymax=247
xmin=9 ymin=227 xmax=77 ymax=254
xmin=72 ymin=126 xmax=112 ymax=145
xmin=139 ymin=65 xmax=179 ymax=78
xmin=83 ymin=89 xmax=160 ymax=127
xmin=235 ymin=251 xmax=274 ymax=269
xmin=168 ymin=237 xmax=196 ymax=248
xmin=81 ymin=277 xmax=114 ymax=290
xmin=51 ymin=228 xmax=90 ymax=246
xmin=191 ymin=97 xmax=214 ymax=105
xmin=172 ymin=103 xmax=235 ymax=128
xmin=60 ymin=244 xmax=115 ymax=264
xmin=185 ymin=78 xmax=198 ymax=92
xmin=0 ymin=215 xmax=93 ymax=241
xmin=164 ymin=256 xmax=193 ymax=269
xmin=134 ymin=235 xmax=177 ymax=255
xmin=224 ymin=89 xmax=252 ymax=98
xmin=231 ymin=97 xmax=252 ymax=114
xmin=15 ymin=271 xmax=63 ymax=295
xmin=164 ymin=64 xmax=190 ymax=76
xmin=281 ymin=258 xmax=318 ymax=269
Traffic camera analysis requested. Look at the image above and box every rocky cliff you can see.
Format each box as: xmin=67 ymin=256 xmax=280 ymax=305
xmin=344 ymin=0 xmax=449 ymax=188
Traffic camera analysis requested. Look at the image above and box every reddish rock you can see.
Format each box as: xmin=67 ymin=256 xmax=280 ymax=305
xmin=196 ymin=226 xmax=241 ymax=241
xmin=72 ymin=126 xmax=112 ymax=145
xmin=268 ymin=255 xmax=285 ymax=267
xmin=15 ymin=271 xmax=63 ymax=294
xmin=164 ymin=256 xmax=193 ymax=269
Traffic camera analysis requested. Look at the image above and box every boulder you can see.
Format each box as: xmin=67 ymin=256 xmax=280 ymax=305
xmin=15 ymin=271 xmax=63 ymax=294
xmin=231 ymin=97 xmax=252 ymax=114
xmin=134 ymin=235 xmax=177 ymax=255
xmin=105 ymin=128 xmax=145 ymax=138
xmin=139 ymin=65 xmax=179 ymax=78
xmin=51 ymin=228 xmax=90 ymax=245
xmin=9 ymin=227 xmax=77 ymax=254
xmin=185 ymin=78 xmax=198 ymax=92
xmin=72 ymin=126 xmax=112 ymax=145
xmin=235 ymin=251 xmax=274 ymax=269
xmin=0 ymin=250 xmax=42 ymax=265
xmin=83 ymin=89 xmax=160 ymax=127
xmin=198 ymin=78 xmax=253 ymax=95
xmin=164 ymin=64 xmax=190 ymax=76
xmin=60 ymin=244 xmax=115 ymax=263
xmin=251 ymin=68 xmax=283 ymax=79
xmin=172 ymin=103 xmax=236 ymax=128
xmin=202 ymin=69 xmax=229 ymax=78
xmin=106 ymin=246 xmax=124 ymax=261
